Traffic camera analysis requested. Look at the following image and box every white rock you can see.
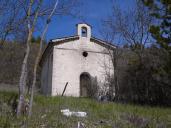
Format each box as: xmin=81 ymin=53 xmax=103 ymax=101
xmin=61 ymin=109 xmax=87 ymax=117
xmin=72 ymin=112 xmax=87 ymax=117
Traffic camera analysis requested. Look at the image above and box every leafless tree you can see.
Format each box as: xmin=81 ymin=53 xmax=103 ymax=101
xmin=101 ymin=18 xmax=123 ymax=101
xmin=16 ymin=0 xmax=80 ymax=117
xmin=0 ymin=0 xmax=20 ymax=46
xmin=101 ymin=0 xmax=171 ymax=105
xmin=28 ymin=0 xmax=59 ymax=117
xmin=105 ymin=1 xmax=152 ymax=49
xmin=0 ymin=0 xmax=80 ymax=47
xmin=17 ymin=0 xmax=42 ymax=117
xmin=101 ymin=0 xmax=153 ymax=101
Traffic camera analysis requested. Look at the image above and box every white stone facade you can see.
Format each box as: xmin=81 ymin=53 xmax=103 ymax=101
xmin=40 ymin=23 xmax=115 ymax=97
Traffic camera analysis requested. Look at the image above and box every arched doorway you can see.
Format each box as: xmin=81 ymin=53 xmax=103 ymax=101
xmin=80 ymin=72 xmax=91 ymax=97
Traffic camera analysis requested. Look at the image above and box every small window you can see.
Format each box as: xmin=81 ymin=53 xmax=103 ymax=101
xmin=81 ymin=27 xmax=87 ymax=37
xmin=82 ymin=51 xmax=88 ymax=57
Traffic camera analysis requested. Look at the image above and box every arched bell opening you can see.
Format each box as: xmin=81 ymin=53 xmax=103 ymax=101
xmin=81 ymin=27 xmax=87 ymax=37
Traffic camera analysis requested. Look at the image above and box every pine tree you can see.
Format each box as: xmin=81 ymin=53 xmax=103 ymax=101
xmin=143 ymin=0 xmax=171 ymax=75
xmin=143 ymin=0 xmax=171 ymax=53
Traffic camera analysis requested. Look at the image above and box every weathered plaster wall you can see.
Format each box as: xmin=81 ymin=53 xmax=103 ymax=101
xmin=41 ymin=51 xmax=53 ymax=95
xmin=41 ymin=23 xmax=114 ymax=97
xmin=51 ymin=37 xmax=114 ymax=96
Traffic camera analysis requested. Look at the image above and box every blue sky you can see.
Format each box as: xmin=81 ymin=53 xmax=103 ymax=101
xmin=45 ymin=0 xmax=135 ymax=41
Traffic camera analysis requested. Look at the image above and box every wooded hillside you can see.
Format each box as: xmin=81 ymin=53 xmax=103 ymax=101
xmin=0 ymin=42 xmax=45 ymax=86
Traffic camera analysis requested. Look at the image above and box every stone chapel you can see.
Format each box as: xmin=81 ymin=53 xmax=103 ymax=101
xmin=40 ymin=23 xmax=115 ymax=97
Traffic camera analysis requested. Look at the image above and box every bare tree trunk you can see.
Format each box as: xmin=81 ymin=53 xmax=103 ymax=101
xmin=17 ymin=44 xmax=30 ymax=116
xmin=17 ymin=11 xmax=32 ymax=117
xmin=17 ymin=28 xmax=35 ymax=117
xmin=17 ymin=0 xmax=41 ymax=117
xmin=28 ymin=0 xmax=59 ymax=117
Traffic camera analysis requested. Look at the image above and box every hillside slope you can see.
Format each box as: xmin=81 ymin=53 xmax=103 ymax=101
xmin=0 ymin=91 xmax=171 ymax=128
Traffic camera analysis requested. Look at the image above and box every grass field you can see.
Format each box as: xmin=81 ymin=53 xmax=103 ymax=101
xmin=0 ymin=91 xmax=171 ymax=128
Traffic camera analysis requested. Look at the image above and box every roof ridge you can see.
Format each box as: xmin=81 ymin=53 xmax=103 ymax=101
xmin=51 ymin=35 xmax=79 ymax=42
